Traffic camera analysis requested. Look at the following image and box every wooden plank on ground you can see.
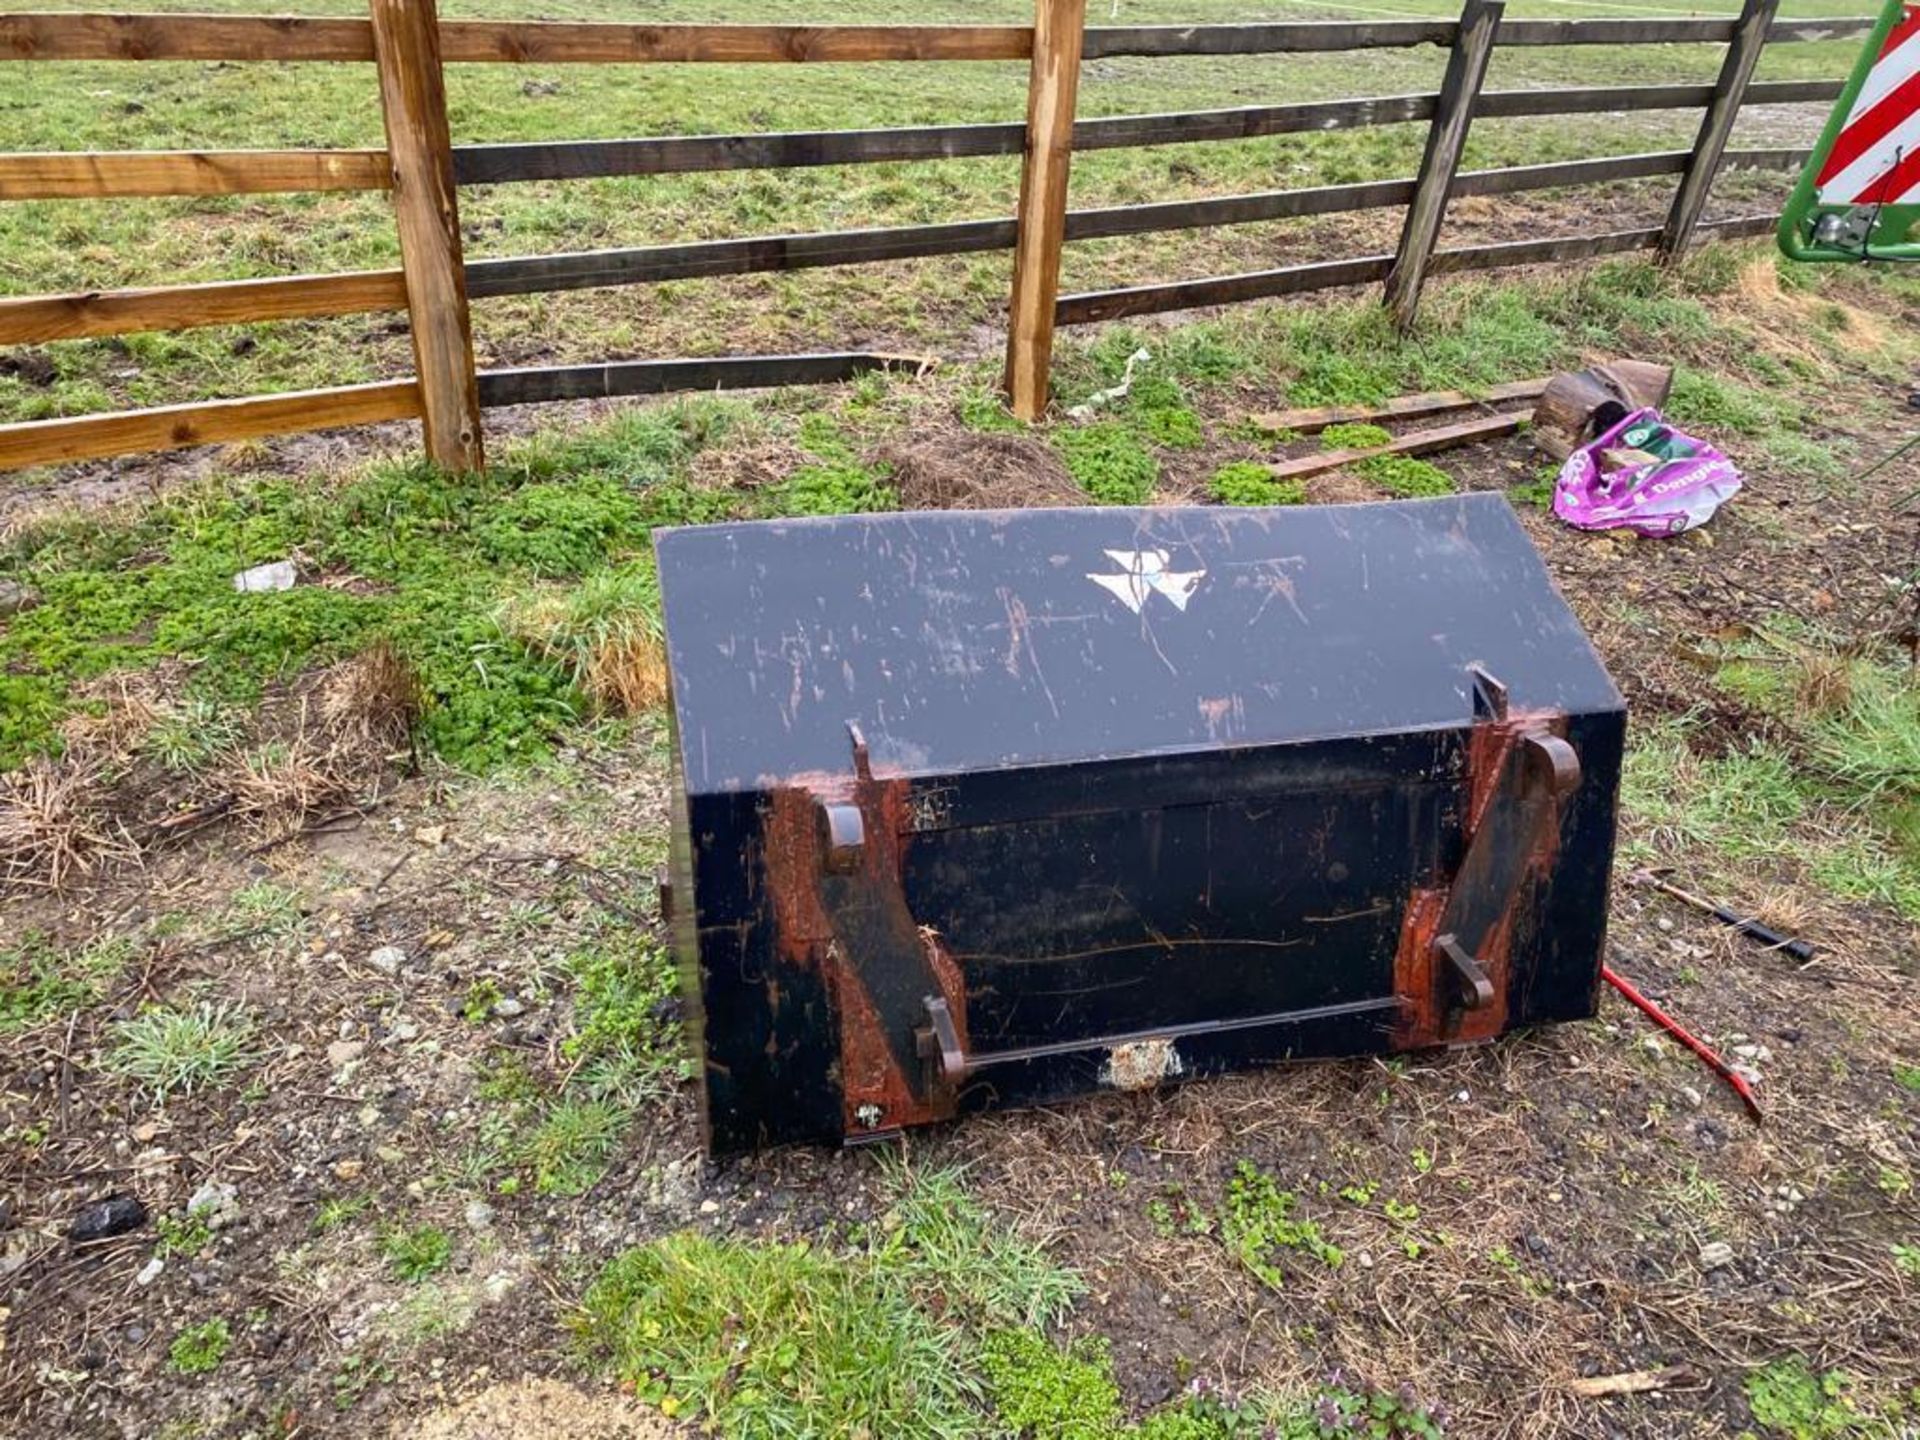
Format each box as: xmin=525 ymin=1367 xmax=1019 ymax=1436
xmin=370 ymin=0 xmax=483 ymax=472
xmin=1002 ymin=0 xmax=1088 ymax=422
xmin=1251 ymin=379 xmax=1548 ymax=436
xmin=0 ymin=148 xmax=388 ymax=200
xmin=0 ymin=381 xmax=421 ymax=472
xmin=1659 ymin=0 xmax=1777 ymax=261
xmin=0 ymin=269 xmax=407 ymax=344
xmin=1266 ymin=411 xmax=1529 ymax=481
xmin=1385 ymin=0 xmax=1503 ymax=330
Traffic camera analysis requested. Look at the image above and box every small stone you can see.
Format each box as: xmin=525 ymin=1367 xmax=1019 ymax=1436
xmin=1640 ymin=1035 xmax=1665 ymax=1057
xmin=492 ymin=997 xmax=525 ymax=1019
xmin=186 ymin=1180 xmax=238 ymax=1230
xmin=1656 ymin=917 xmax=1674 ymax=932
xmin=414 ymin=824 xmax=446 ymax=848
xmin=375 ymin=1146 xmax=406 ymax=1165
xmin=1547 ymin=1190 xmax=1564 ymax=1204
xmin=391 ymin=1021 xmax=419 ymax=1042
xmin=232 ymin=559 xmax=298 ymax=593
xmin=698 ymin=1199 xmax=720 ymax=1215
xmin=326 ymin=1039 xmax=366 ymax=1069
xmin=1732 ymin=1044 xmax=1761 ymax=1060
xmin=0 ymin=1234 xmax=33 ymax=1279
xmin=131 ymin=1121 xmax=160 ymax=1144
xmin=465 ymin=1200 xmax=495 ymax=1232
xmin=135 ymin=1256 xmax=165 ymax=1287
xmin=0 ymin=579 xmax=40 ymax=616
xmin=1698 ymin=1240 xmax=1734 ymax=1270
xmin=1679 ymin=1085 xmax=1704 ymax=1108
xmin=331 ymin=1159 xmax=364 ymax=1182
xmin=366 ymin=945 xmax=406 ymax=977
xmin=69 ymin=1194 xmax=147 ymax=1243
xmin=1357 ymin=1250 xmax=1375 ymax=1270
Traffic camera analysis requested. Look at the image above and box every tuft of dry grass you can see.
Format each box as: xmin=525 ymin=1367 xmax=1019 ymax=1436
xmin=1729 ymin=259 xmax=1889 ymax=359
xmin=319 ymin=640 xmax=421 ymax=751
xmin=885 ymin=432 xmax=1087 ymax=512
xmin=501 ymin=567 xmax=668 ymax=716
xmin=686 ymin=438 xmax=811 ymax=495
xmin=225 ymin=647 xmax=419 ymax=836
xmin=1 ymin=643 xmax=422 ymax=884
xmin=0 ymin=750 xmax=137 ymax=889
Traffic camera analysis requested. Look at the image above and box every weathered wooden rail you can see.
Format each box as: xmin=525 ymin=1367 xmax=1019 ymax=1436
xmin=0 ymin=3 xmax=1874 ymax=472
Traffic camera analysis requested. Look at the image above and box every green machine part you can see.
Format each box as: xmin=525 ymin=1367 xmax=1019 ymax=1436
xmin=1780 ymin=0 xmax=1920 ymax=262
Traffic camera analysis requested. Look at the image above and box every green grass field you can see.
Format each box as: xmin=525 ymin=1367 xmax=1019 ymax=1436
xmin=0 ymin=0 xmax=1881 ymax=431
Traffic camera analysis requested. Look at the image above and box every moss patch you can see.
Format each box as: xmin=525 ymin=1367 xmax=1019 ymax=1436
xmin=1054 ymin=424 xmax=1160 ymax=505
xmin=1209 ymin=463 xmax=1306 ymax=507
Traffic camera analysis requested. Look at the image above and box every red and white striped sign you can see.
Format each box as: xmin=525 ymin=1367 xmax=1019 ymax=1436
xmin=1817 ymin=4 xmax=1920 ymax=203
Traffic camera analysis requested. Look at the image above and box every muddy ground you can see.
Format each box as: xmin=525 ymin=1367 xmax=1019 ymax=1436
xmin=3 ymin=246 xmax=1920 ymax=1440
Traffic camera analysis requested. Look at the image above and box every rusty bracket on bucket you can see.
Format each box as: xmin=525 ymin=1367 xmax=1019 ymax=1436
xmin=1423 ymin=665 xmax=1581 ymax=1040
xmin=773 ymin=722 xmax=970 ymax=1136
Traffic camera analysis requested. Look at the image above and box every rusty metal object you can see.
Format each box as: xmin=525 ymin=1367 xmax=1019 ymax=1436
xmin=658 ymin=497 xmax=1624 ymax=1152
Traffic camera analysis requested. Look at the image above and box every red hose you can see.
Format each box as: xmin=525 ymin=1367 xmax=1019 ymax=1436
xmin=1602 ymin=964 xmax=1763 ymax=1124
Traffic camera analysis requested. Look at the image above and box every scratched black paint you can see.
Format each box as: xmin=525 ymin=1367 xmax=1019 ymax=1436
xmin=657 ymin=496 xmax=1625 ymax=1152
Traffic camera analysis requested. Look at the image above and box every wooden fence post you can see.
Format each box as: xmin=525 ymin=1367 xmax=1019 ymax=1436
xmin=1658 ymin=0 xmax=1777 ymax=263
xmin=369 ymin=0 xmax=484 ymax=472
xmin=1003 ymin=0 xmax=1088 ymax=422
xmin=1384 ymin=0 xmax=1503 ymax=332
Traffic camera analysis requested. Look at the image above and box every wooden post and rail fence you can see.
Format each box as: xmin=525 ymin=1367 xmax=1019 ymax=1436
xmin=0 ymin=1 xmax=1870 ymax=473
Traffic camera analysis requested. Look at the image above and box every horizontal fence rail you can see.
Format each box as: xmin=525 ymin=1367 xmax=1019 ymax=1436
xmin=0 ymin=379 xmax=424 ymax=471
xmin=0 ymin=353 xmax=924 ymax=470
xmin=1055 ymin=214 xmax=1777 ymax=324
xmin=0 ymin=12 xmax=1873 ymax=63
xmin=0 ymin=81 xmax=1847 ymax=201
xmin=0 ymin=1 xmax=1872 ymax=472
xmin=0 ymin=147 xmax=390 ymax=200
